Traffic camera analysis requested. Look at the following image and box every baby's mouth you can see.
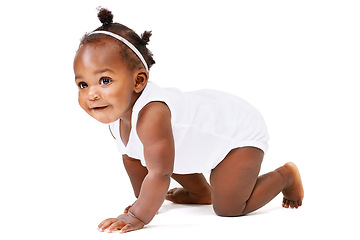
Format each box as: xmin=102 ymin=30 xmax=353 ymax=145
xmin=90 ymin=105 xmax=109 ymax=110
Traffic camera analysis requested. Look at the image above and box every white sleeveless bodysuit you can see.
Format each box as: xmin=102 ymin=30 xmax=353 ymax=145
xmin=109 ymin=82 xmax=269 ymax=174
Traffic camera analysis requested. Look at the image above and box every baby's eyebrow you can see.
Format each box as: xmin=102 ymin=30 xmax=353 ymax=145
xmin=75 ymin=75 xmax=83 ymax=81
xmin=94 ymin=68 xmax=115 ymax=75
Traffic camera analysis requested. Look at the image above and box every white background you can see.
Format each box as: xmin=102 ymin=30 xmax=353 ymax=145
xmin=1 ymin=0 xmax=359 ymax=239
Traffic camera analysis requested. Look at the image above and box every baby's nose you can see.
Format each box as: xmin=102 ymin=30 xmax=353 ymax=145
xmin=87 ymin=86 xmax=100 ymax=101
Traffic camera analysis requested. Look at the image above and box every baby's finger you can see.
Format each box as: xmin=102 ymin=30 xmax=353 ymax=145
xmin=120 ymin=223 xmax=137 ymax=233
xmin=98 ymin=218 xmax=118 ymax=232
xmin=107 ymin=221 xmax=125 ymax=233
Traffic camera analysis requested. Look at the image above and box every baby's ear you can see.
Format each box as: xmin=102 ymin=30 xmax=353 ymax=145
xmin=134 ymin=69 xmax=149 ymax=93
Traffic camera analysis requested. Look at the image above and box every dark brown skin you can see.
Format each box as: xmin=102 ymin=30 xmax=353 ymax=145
xmin=73 ymin=38 xmax=304 ymax=233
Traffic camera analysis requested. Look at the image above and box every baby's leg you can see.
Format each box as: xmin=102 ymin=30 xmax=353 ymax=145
xmin=166 ymin=173 xmax=212 ymax=204
xmin=210 ymin=147 xmax=304 ymax=216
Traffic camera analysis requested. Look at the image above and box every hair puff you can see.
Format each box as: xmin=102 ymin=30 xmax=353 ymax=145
xmin=140 ymin=31 xmax=153 ymax=45
xmin=97 ymin=7 xmax=113 ymax=26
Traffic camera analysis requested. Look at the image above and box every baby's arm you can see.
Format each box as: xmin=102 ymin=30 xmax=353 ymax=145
xmin=129 ymin=102 xmax=174 ymax=223
xmin=99 ymin=102 xmax=174 ymax=233
xmin=123 ymin=155 xmax=148 ymax=198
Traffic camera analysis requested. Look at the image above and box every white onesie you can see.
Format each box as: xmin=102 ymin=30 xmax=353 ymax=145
xmin=109 ymin=82 xmax=269 ymax=174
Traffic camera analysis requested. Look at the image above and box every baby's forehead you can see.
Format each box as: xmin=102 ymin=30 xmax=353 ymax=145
xmin=77 ymin=39 xmax=123 ymax=60
xmin=75 ymin=40 xmax=126 ymax=71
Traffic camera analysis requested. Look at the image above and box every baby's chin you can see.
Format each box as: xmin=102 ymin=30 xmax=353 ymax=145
xmin=94 ymin=116 xmax=117 ymax=124
xmin=89 ymin=114 xmax=118 ymax=124
xmin=98 ymin=119 xmax=114 ymax=124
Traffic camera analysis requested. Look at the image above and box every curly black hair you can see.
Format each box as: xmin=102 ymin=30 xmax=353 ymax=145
xmin=79 ymin=8 xmax=155 ymax=71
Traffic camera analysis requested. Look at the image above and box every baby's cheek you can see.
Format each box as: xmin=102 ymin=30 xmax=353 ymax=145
xmin=77 ymin=92 xmax=82 ymax=105
xmin=78 ymin=97 xmax=89 ymax=113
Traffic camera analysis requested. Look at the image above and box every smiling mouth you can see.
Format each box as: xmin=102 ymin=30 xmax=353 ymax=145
xmin=90 ymin=106 xmax=108 ymax=110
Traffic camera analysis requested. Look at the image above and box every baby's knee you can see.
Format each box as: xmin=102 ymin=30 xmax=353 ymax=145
xmin=212 ymin=203 xmax=246 ymax=217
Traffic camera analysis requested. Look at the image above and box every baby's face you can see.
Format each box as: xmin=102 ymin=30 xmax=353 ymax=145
xmin=73 ymin=40 xmax=138 ymax=123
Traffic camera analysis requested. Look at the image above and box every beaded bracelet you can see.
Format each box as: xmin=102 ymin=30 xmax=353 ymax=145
xmin=128 ymin=209 xmax=146 ymax=225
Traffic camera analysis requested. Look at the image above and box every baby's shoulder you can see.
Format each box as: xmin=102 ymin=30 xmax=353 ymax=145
xmin=138 ymin=101 xmax=171 ymax=121
xmin=136 ymin=101 xmax=172 ymax=143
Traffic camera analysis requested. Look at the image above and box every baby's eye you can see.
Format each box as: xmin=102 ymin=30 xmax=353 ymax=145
xmin=78 ymin=82 xmax=88 ymax=89
xmin=100 ymin=77 xmax=112 ymax=85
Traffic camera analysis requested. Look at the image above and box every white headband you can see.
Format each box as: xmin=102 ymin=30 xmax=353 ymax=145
xmin=89 ymin=30 xmax=149 ymax=72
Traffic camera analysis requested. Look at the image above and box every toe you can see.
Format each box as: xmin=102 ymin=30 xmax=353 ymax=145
xmin=282 ymin=197 xmax=303 ymax=209
xmin=284 ymin=199 xmax=290 ymax=208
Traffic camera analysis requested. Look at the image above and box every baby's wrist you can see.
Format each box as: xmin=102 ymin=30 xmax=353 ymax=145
xmin=127 ymin=209 xmax=146 ymax=225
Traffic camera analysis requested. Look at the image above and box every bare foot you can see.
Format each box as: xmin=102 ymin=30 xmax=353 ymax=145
xmin=279 ymin=162 xmax=304 ymax=208
xmin=166 ymin=188 xmax=212 ymax=204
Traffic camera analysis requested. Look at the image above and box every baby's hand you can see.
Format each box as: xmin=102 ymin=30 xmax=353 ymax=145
xmin=98 ymin=213 xmax=145 ymax=233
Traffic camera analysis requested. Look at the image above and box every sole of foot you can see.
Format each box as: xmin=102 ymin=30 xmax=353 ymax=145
xmin=281 ymin=162 xmax=304 ymax=209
